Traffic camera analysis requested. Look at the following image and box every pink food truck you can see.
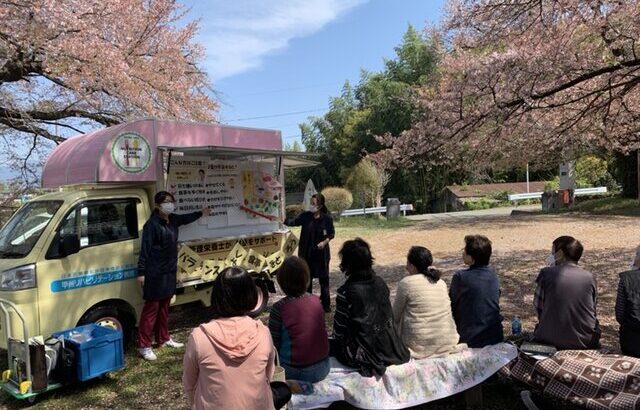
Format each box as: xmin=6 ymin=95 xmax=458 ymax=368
xmin=0 ymin=119 xmax=316 ymax=347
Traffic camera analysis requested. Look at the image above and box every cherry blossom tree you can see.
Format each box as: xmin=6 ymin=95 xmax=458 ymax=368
xmin=0 ymin=0 xmax=217 ymax=182
xmin=376 ymin=0 xmax=640 ymax=171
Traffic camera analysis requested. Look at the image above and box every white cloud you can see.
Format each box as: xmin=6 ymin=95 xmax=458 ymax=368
xmin=192 ymin=0 xmax=368 ymax=80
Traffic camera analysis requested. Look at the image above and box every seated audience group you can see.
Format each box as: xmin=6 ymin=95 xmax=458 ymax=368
xmin=182 ymin=233 xmax=640 ymax=409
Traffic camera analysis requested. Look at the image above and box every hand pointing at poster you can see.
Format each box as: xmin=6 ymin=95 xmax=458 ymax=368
xmin=201 ymin=207 xmax=211 ymax=217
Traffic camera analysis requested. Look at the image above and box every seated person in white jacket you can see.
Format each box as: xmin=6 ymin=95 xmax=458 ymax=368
xmin=393 ymin=246 xmax=465 ymax=359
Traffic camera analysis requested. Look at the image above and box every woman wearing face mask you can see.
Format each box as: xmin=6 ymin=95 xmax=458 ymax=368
xmin=136 ymin=191 xmax=210 ymax=361
xmin=285 ymin=193 xmax=335 ymax=312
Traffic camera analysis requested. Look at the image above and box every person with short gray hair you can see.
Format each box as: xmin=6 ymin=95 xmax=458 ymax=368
xmin=533 ymin=236 xmax=600 ymax=350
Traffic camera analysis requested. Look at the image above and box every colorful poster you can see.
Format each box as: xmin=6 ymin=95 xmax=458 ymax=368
xmin=240 ymin=171 xmax=282 ymax=221
xmin=166 ymin=157 xmax=282 ymax=230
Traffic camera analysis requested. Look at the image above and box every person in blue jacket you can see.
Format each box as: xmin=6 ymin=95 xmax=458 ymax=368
xmin=449 ymin=234 xmax=504 ymax=348
xmin=136 ymin=191 xmax=210 ymax=361
xmin=285 ymin=193 xmax=335 ymax=312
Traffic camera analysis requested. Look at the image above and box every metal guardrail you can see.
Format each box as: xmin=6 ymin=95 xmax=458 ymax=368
xmin=341 ymin=204 xmax=414 ymax=217
xmin=508 ymin=187 xmax=607 ymax=201
xmin=507 ymin=192 xmax=543 ymax=200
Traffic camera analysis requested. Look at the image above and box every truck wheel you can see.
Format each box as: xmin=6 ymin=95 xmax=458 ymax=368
xmin=78 ymin=306 xmax=133 ymax=347
xmin=248 ymin=282 xmax=269 ymax=318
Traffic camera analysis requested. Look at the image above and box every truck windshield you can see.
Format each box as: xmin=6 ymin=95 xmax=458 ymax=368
xmin=0 ymin=201 xmax=62 ymax=258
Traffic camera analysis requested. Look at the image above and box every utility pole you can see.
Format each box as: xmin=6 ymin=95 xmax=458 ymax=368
xmin=526 ymin=163 xmax=530 ymax=193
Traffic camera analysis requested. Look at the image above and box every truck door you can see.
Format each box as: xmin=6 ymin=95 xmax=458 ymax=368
xmin=36 ymin=198 xmax=141 ymax=340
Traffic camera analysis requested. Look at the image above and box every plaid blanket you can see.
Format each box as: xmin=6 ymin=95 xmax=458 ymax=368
xmin=502 ymin=350 xmax=640 ymax=409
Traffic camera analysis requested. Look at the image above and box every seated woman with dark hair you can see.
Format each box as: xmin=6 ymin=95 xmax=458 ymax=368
xmin=450 ymin=235 xmax=504 ymax=348
xmin=393 ymin=246 xmax=464 ymax=359
xmin=332 ymin=238 xmax=409 ymax=377
xmin=269 ymin=256 xmax=330 ymax=383
xmin=183 ymin=267 xmax=290 ymax=410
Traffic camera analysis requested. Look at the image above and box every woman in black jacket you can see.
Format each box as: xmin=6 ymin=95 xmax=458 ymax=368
xmin=332 ymin=238 xmax=409 ymax=377
xmin=616 ymin=246 xmax=640 ymax=357
xmin=136 ymin=191 xmax=209 ymax=361
xmin=285 ymin=193 xmax=334 ymax=312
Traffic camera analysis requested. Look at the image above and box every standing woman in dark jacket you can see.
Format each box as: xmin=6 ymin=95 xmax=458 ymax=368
xmin=137 ymin=191 xmax=210 ymax=361
xmin=332 ymin=238 xmax=410 ymax=377
xmin=285 ymin=193 xmax=335 ymax=312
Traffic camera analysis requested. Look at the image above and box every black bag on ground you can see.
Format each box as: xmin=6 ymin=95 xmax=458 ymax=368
xmin=45 ymin=337 xmax=77 ymax=384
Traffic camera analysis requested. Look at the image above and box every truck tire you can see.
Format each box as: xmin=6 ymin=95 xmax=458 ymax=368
xmin=248 ymin=282 xmax=269 ymax=318
xmin=78 ymin=306 xmax=134 ymax=347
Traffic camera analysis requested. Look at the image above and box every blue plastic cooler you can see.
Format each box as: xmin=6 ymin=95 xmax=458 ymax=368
xmin=53 ymin=324 xmax=124 ymax=381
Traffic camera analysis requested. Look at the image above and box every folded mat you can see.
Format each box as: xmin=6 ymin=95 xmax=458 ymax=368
xmin=290 ymin=342 xmax=518 ymax=410
xmin=502 ymin=349 xmax=640 ymax=410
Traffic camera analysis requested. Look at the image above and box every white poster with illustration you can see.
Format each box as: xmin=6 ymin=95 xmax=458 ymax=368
xmin=167 ymin=157 xmax=282 ymax=232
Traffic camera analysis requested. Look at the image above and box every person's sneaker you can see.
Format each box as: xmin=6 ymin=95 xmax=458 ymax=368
xmin=138 ymin=347 xmax=157 ymax=361
xmin=162 ymin=338 xmax=184 ymax=348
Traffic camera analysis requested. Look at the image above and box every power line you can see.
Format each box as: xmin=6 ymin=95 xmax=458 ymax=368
xmin=226 ymin=108 xmax=327 ymax=122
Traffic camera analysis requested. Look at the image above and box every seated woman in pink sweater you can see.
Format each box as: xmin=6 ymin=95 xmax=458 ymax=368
xmin=183 ymin=267 xmax=289 ymax=410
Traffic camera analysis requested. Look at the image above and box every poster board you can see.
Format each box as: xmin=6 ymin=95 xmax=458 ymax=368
xmin=167 ymin=156 xmax=284 ymax=242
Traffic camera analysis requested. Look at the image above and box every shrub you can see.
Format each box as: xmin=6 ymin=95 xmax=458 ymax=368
xmin=285 ymin=204 xmax=304 ymax=219
xmin=321 ymin=187 xmax=353 ymax=214
xmin=545 ymin=176 xmax=560 ymax=191
xmin=489 ymin=190 xmax=512 ymax=201
xmin=463 ymin=199 xmax=493 ymax=210
xmin=345 ymin=159 xmax=388 ymax=207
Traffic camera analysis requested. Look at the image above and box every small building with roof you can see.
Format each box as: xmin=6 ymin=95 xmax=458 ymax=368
xmin=438 ymin=181 xmax=546 ymax=212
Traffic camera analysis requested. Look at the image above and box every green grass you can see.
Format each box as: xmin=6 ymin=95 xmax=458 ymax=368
xmin=568 ymin=196 xmax=640 ymax=216
xmin=334 ymin=216 xmax=416 ymax=232
xmin=0 ymin=339 xmax=191 ymax=409
xmin=287 ymin=216 xmax=417 ymax=242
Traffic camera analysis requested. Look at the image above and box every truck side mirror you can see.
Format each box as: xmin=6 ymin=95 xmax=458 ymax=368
xmin=60 ymin=234 xmax=80 ymax=257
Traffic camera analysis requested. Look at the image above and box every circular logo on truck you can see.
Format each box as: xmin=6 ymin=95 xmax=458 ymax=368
xmin=111 ymin=132 xmax=152 ymax=174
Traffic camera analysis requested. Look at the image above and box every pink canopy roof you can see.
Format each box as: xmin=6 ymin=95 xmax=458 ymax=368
xmin=41 ymin=119 xmax=282 ymax=188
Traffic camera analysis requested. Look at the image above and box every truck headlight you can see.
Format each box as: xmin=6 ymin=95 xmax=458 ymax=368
xmin=0 ymin=264 xmax=36 ymax=290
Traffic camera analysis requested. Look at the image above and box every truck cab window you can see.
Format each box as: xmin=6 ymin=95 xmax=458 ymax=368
xmin=49 ymin=199 xmax=139 ymax=257
xmin=85 ymin=200 xmax=138 ymax=246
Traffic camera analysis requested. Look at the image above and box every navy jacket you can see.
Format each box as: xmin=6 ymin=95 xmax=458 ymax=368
xmin=449 ymin=265 xmax=504 ymax=348
xmin=137 ymin=210 xmax=202 ymax=301
xmin=286 ymin=211 xmax=334 ymax=278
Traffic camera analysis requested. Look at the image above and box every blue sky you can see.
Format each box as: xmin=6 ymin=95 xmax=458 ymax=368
xmin=182 ymin=0 xmax=446 ymax=149
xmin=1 ymin=1 xmax=446 ymax=181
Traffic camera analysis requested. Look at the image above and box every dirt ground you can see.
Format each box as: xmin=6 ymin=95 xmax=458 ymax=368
xmin=318 ymin=212 xmax=640 ymax=352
